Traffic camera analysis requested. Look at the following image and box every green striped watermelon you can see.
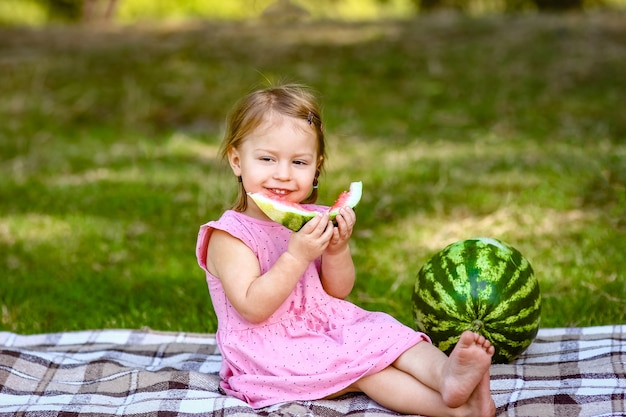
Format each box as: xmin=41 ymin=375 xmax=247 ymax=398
xmin=413 ymin=237 xmax=541 ymax=364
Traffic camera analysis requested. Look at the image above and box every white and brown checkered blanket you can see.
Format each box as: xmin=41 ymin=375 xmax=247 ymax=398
xmin=1 ymin=325 xmax=624 ymax=416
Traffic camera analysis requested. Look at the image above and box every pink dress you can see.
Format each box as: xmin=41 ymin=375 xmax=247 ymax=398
xmin=196 ymin=210 xmax=430 ymax=409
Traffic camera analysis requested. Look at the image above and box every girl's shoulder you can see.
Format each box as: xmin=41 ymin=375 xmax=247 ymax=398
xmin=197 ymin=210 xmax=253 ymax=271
xmin=215 ymin=209 xmax=245 ymax=225
xmin=202 ymin=210 xmax=253 ymax=239
xmin=199 ymin=210 xmax=284 ymax=248
xmin=215 ymin=210 xmax=278 ymax=230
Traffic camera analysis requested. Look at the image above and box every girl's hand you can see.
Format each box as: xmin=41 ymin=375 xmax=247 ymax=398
xmin=287 ymin=212 xmax=334 ymax=264
xmin=326 ymin=207 xmax=356 ymax=255
xmin=319 ymin=207 xmax=356 ymax=298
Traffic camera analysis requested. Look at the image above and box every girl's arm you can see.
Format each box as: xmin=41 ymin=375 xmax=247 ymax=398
xmin=320 ymin=207 xmax=357 ymax=299
xmin=207 ymin=213 xmax=334 ymax=323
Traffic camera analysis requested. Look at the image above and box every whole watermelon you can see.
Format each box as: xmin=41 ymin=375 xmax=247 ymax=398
xmin=413 ymin=237 xmax=541 ymax=364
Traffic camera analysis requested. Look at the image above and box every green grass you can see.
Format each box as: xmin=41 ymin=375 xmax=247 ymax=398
xmin=1 ymin=13 xmax=625 ymax=334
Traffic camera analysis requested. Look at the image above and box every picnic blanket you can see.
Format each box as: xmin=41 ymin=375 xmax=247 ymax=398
xmin=0 ymin=325 xmax=624 ymax=416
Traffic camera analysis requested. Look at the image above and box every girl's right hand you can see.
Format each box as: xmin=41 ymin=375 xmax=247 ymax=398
xmin=287 ymin=212 xmax=334 ymax=264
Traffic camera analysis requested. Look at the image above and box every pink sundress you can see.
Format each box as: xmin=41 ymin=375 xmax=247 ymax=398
xmin=196 ymin=210 xmax=430 ymax=409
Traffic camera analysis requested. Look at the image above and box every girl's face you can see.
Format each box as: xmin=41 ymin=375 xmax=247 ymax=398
xmin=228 ymin=112 xmax=320 ymax=220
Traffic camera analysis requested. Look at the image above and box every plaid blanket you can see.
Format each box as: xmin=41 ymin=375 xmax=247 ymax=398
xmin=0 ymin=325 xmax=624 ymax=416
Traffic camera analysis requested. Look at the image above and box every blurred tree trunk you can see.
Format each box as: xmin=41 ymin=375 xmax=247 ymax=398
xmin=82 ymin=0 xmax=119 ymax=22
xmin=261 ymin=0 xmax=310 ymax=21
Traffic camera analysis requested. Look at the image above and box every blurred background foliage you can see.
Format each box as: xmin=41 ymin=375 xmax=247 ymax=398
xmin=1 ymin=0 xmax=624 ymax=333
xmin=1 ymin=0 xmax=625 ymax=26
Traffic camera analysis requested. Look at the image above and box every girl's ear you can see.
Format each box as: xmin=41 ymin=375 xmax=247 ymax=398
xmin=227 ymin=148 xmax=242 ymax=177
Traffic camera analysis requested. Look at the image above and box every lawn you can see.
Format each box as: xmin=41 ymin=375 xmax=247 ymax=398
xmin=0 ymin=12 xmax=624 ymax=334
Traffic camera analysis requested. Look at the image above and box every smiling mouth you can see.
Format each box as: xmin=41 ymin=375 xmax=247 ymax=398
xmin=268 ymin=188 xmax=290 ymax=196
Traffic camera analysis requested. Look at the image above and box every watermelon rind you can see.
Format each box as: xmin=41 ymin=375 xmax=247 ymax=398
xmin=247 ymin=193 xmax=316 ymax=231
xmin=413 ymin=237 xmax=541 ymax=364
xmin=248 ymin=181 xmax=362 ymax=232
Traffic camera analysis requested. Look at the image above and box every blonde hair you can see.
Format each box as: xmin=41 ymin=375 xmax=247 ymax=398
xmin=220 ymin=84 xmax=326 ymax=212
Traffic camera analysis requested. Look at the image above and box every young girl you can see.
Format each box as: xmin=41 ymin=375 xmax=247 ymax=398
xmin=196 ymin=84 xmax=496 ymax=417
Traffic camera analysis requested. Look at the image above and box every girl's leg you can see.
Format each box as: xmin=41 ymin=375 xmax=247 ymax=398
xmin=353 ymin=365 xmax=494 ymax=417
xmin=393 ymin=331 xmax=495 ymax=408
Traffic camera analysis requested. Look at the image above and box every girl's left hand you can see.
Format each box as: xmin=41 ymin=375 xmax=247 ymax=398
xmin=326 ymin=207 xmax=356 ymax=254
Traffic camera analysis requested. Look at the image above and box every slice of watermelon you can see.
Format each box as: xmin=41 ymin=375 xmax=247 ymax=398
xmin=248 ymin=181 xmax=362 ymax=232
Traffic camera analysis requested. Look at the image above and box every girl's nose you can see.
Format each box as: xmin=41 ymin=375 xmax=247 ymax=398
xmin=273 ymin=162 xmax=291 ymax=180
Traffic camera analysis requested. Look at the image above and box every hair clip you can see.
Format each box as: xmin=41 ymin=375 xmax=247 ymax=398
xmin=307 ymin=111 xmax=314 ymax=126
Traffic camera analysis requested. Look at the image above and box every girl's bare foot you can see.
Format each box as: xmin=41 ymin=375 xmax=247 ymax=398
xmin=441 ymin=331 xmax=495 ymax=408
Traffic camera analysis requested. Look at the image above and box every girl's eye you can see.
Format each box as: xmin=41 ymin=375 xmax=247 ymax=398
xmin=260 ymin=156 xmax=274 ymax=162
xmin=293 ymin=160 xmax=308 ymax=166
